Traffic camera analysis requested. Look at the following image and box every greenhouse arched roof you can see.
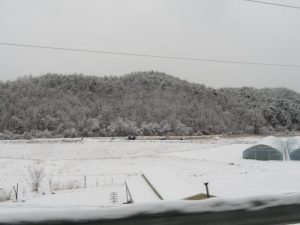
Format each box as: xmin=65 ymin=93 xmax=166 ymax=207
xmin=286 ymin=137 xmax=300 ymax=154
xmin=286 ymin=137 xmax=300 ymax=160
xmin=259 ymin=136 xmax=285 ymax=154
xmin=243 ymin=136 xmax=285 ymax=161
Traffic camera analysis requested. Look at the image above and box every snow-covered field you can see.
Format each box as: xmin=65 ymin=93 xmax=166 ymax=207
xmin=1 ymin=136 xmax=300 ymax=208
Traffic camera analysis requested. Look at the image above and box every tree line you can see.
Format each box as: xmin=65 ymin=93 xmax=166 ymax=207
xmin=0 ymin=71 xmax=299 ymax=139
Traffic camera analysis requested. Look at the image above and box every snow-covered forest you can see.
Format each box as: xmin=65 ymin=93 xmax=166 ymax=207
xmin=0 ymin=71 xmax=299 ymax=139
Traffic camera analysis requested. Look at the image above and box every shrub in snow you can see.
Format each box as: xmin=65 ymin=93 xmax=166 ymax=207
xmin=65 ymin=180 xmax=82 ymax=190
xmin=107 ymin=118 xmax=140 ymax=136
xmin=31 ymin=130 xmax=52 ymax=138
xmin=0 ymin=188 xmax=12 ymax=202
xmin=28 ymin=166 xmax=45 ymax=193
xmin=22 ymin=131 xmax=32 ymax=140
xmin=0 ymin=131 xmax=14 ymax=140
xmin=63 ymin=128 xmax=78 ymax=138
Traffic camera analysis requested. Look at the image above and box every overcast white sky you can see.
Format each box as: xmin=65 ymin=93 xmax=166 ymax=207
xmin=0 ymin=0 xmax=299 ymax=92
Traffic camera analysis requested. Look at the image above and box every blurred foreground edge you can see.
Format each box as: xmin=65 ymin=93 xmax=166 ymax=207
xmin=1 ymin=193 xmax=300 ymax=225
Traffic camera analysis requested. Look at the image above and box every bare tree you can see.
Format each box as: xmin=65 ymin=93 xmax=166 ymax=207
xmin=28 ymin=166 xmax=45 ymax=192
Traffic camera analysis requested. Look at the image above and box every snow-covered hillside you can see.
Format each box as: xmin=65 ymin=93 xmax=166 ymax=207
xmin=1 ymin=136 xmax=300 ymax=208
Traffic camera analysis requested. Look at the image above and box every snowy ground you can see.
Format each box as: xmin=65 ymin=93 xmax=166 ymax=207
xmin=1 ymin=136 xmax=300 ymax=208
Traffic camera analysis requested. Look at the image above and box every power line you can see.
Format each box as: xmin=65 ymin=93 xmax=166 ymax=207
xmin=245 ymin=0 xmax=300 ymax=9
xmin=0 ymin=41 xmax=300 ymax=68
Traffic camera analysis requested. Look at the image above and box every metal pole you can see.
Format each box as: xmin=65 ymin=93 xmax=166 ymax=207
xmin=204 ymin=182 xmax=210 ymax=198
xmin=125 ymin=183 xmax=129 ymax=203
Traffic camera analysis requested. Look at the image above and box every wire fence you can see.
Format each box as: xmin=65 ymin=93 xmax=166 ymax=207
xmin=0 ymin=172 xmax=139 ymax=201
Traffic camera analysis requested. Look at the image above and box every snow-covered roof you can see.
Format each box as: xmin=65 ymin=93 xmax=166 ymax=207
xmin=259 ymin=136 xmax=285 ymax=153
xmin=125 ymin=176 xmax=161 ymax=203
xmin=286 ymin=137 xmax=300 ymax=153
xmin=142 ymin=167 xmax=202 ymax=200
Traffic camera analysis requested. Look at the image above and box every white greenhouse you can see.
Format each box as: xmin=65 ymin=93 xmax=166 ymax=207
xmin=243 ymin=136 xmax=285 ymax=161
xmin=286 ymin=137 xmax=300 ymax=161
